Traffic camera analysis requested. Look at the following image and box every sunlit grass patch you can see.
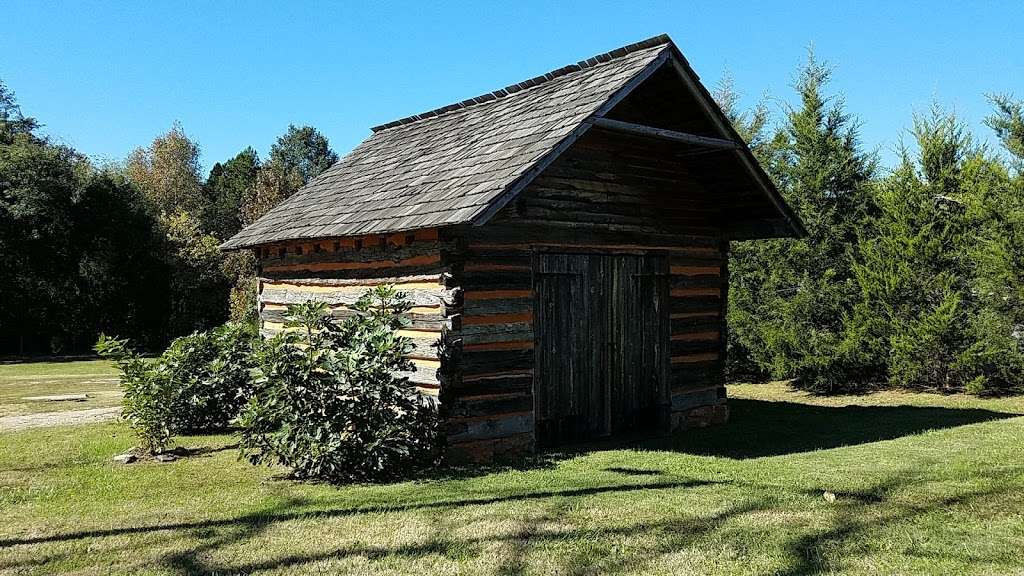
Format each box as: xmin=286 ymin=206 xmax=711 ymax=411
xmin=1 ymin=371 xmax=1023 ymax=574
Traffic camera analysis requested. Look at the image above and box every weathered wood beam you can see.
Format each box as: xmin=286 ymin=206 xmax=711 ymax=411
xmin=587 ymin=117 xmax=740 ymax=150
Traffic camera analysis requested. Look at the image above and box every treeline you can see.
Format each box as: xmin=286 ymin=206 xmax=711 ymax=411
xmin=5 ymin=54 xmax=1024 ymax=396
xmin=0 ymin=79 xmax=337 ymax=355
xmin=722 ymin=54 xmax=1024 ymax=395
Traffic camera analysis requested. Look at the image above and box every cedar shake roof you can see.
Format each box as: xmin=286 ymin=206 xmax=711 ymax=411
xmin=222 ymin=35 xmax=802 ymax=249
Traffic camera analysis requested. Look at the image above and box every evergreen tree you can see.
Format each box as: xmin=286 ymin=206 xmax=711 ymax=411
xmin=203 ymin=147 xmax=259 ymax=240
xmin=0 ymin=80 xmax=39 ymax=144
xmin=713 ymin=71 xmax=770 ymax=155
xmin=0 ymin=120 xmax=82 ymax=352
xmin=848 ymin=107 xmax=975 ymax=390
xmin=72 ymin=170 xmax=170 ymax=350
xmin=241 ymin=125 xmax=337 ymax=225
xmin=985 ymin=94 xmax=1024 ymax=166
xmin=850 ymin=105 xmax=1024 ymax=393
xmin=1 ymin=79 xmax=171 ymax=353
xmin=268 ymin=124 xmax=338 ymax=187
xmin=727 ymin=52 xmax=877 ymax=390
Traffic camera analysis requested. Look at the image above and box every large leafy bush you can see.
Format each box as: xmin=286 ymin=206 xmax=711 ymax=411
xmin=164 ymin=322 xmax=258 ymax=431
xmin=96 ymin=322 xmax=257 ymax=453
xmin=238 ymin=286 xmax=440 ymax=483
xmin=95 ymin=334 xmax=176 ymax=454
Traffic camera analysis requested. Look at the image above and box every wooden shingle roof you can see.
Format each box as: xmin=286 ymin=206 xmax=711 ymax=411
xmin=222 ymin=36 xmax=675 ymax=249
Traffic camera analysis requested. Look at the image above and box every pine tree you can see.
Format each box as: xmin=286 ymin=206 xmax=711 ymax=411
xmin=727 ymin=51 xmax=877 ymax=390
xmin=849 ymin=108 xmax=974 ymax=389
xmin=241 ymin=125 xmax=338 ymax=225
xmin=985 ymin=94 xmax=1024 ymax=167
xmin=203 ymin=147 xmax=259 ymax=240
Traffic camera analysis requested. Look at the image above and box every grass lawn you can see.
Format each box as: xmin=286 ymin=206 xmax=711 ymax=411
xmin=1 ymin=368 xmax=1023 ymax=575
xmin=0 ymin=359 xmax=121 ymax=418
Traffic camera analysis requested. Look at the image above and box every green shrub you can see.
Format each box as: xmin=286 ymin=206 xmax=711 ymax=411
xmin=95 ymin=322 xmax=257 ymax=453
xmin=95 ymin=334 xmax=176 ymax=454
xmin=238 ymin=286 xmax=441 ymax=483
xmin=164 ymin=322 xmax=258 ymax=432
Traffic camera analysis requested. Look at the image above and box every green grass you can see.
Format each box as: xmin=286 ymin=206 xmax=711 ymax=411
xmin=0 ymin=359 xmax=121 ymax=417
xmin=0 ymin=359 xmax=117 ymax=378
xmin=1 ymin=378 xmax=1023 ymax=574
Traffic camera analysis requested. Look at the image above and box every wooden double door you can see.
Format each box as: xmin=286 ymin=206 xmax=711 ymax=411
xmin=534 ymin=251 xmax=670 ymax=447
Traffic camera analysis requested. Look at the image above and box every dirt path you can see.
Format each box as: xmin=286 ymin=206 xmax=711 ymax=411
xmin=0 ymin=406 xmax=120 ymax=432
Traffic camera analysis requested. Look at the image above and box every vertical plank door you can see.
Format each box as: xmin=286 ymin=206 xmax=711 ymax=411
xmin=534 ymin=251 xmax=669 ymax=447
xmin=534 ymin=252 xmax=608 ymax=446
xmin=607 ymin=253 xmax=670 ymax=434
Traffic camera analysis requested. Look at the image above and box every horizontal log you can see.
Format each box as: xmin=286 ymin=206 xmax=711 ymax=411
xmin=670 ymin=316 xmax=720 ymax=333
xmin=261 ymin=241 xmax=451 ymax=267
xmin=262 ymin=262 xmax=445 ymax=281
xmin=398 ymin=366 xmax=439 ymax=386
xmin=508 ymin=204 xmax=718 ymax=234
xmin=669 ymin=297 xmax=721 ymax=314
xmin=263 ymin=253 xmax=441 ymax=274
xmin=261 ymin=285 xmax=455 ymax=308
xmin=529 ymin=184 xmax=718 ymax=215
xmin=463 ymin=262 xmax=531 ymax=272
xmin=588 ymin=117 xmax=740 ymax=150
xmin=258 ymin=275 xmax=443 ymax=287
xmin=464 ymin=290 xmax=532 ymax=300
xmin=462 ymin=296 xmax=532 ymax=316
xmin=671 ymin=287 xmax=721 ymax=298
xmin=445 ymin=394 xmax=533 ymax=419
xmin=671 ymin=310 xmax=719 ymax=320
xmin=462 ymin=312 xmax=532 ymax=326
xmin=671 ymin=352 xmax=720 ymax=364
xmin=461 ymin=348 xmax=534 ymax=374
xmin=671 ymin=331 xmax=721 ymax=342
xmin=670 ymin=339 xmax=721 ymax=356
xmin=460 ymin=323 xmax=534 ymax=346
xmin=446 ymin=412 xmax=533 ymax=443
xmin=463 ymin=249 xmax=533 ymax=267
xmin=670 ymin=265 xmax=721 ymax=276
xmin=459 ymin=270 xmax=532 ymax=291
xmin=463 ymin=341 xmax=533 ymax=352
xmin=260 ymin=307 xmax=447 ymax=331
xmin=461 ymin=223 xmax=720 ymax=250
xmin=670 ymin=386 xmax=727 ymax=412
xmin=668 ymin=254 xmax=724 ymax=267
xmin=669 ymin=275 xmax=724 ymax=290
xmin=670 ymin=360 xmax=724 ymax=388
xmin=445 ymin=432 xmax=534 ymax=464
xmin=449 ymin=372 xmax=533 ymax=395
xmin=536 ymin=165 xmax=710 ymax=196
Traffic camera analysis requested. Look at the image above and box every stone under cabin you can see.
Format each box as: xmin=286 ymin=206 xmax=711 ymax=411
xmin=222 ymin=34 xmax=805 ymax=463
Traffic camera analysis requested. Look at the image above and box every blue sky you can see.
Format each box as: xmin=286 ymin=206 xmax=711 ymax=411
xmin=3 ymin=1 xmax=1021 ymax=172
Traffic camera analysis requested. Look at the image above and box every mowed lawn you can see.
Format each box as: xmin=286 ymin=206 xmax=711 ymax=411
xmin=2 ymin=363 xmax=1024 ymax=574
xmin=0 ymin=360 xmax=121 ymax=418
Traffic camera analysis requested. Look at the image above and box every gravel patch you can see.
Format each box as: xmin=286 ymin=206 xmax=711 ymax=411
xmin=0 ymin=406 xmax=120 ymax=431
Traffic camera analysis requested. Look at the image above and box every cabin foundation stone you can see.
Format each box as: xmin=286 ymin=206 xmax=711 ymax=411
xmin=670 ymin=386 xmax=729 ymax=430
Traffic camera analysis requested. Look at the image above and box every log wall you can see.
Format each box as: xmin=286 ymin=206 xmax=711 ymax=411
xmin=443 ymin=129 xmax=730 ymax=462
xmin=252 ymin=128 xmax=733 ymax=464
xmin=256 ymin=228 xmax=453 ymax=397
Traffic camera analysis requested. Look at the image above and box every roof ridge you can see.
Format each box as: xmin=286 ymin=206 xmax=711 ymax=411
xmin=370 ymin=34 xmax=673 ymax=133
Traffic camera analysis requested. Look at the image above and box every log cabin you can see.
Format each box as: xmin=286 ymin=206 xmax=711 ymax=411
xmin=222 ymin=34 xmax=804 ymax=463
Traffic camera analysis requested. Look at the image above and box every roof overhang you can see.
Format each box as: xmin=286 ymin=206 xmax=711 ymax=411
xmin=469 ymin=47 xmax=805 ymax=239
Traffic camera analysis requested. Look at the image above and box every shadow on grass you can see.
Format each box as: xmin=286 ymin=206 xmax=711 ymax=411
xmin=673 ymin=399 xmax=1017 ymax=459
xmin=0 ymin=478 xmax=718 ymax=549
